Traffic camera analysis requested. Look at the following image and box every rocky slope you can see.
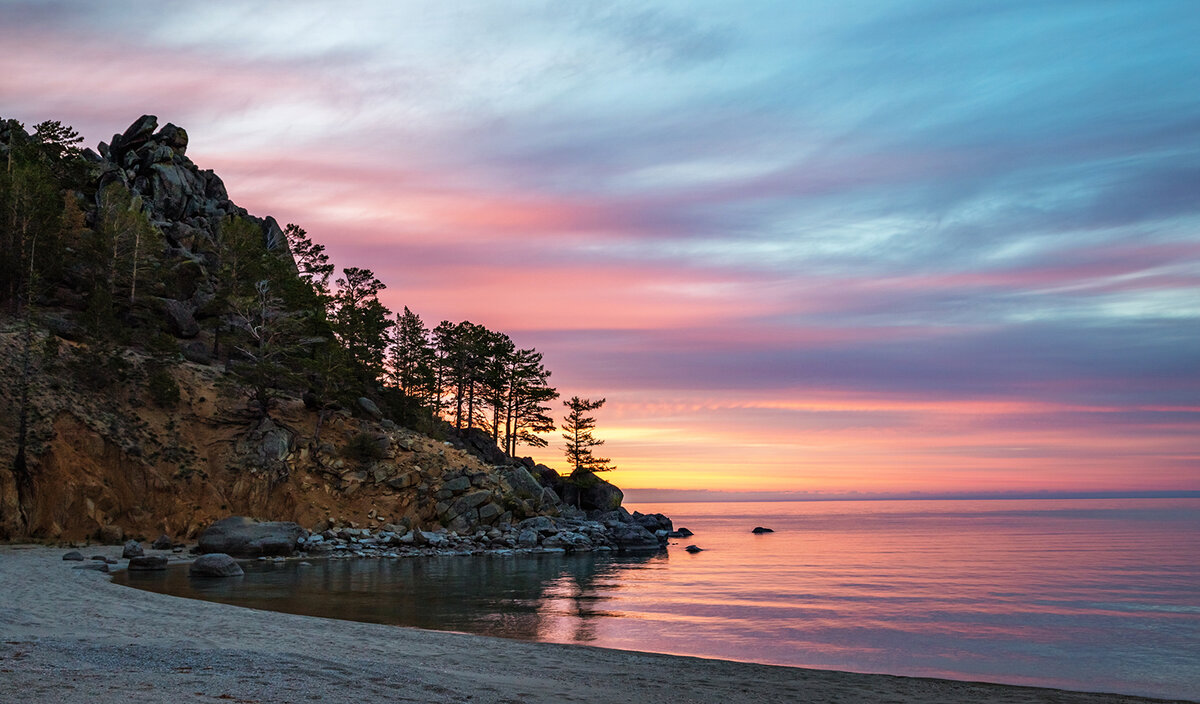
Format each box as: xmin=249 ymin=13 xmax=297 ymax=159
xmin=0 ymin=115 xmax=659 ymax=548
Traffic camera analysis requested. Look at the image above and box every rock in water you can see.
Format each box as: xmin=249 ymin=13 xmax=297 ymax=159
xmin=62 ymin=551 xmax=84 ymax=561
xmin=128 ymin=555 xmax=168 ymax=571
xmin=189 ymin=553 xmax=244 ymax=578
xmin=122 ymin=539 xmax=145 ymax=558
xmin=198 ymin=516 xmax=305 ymax=557
xmin=676 ymin=527 xmax=694 ymax=537
xmin=609 ymin=523 xmax=662 ymax=552
xmin=151 ymin=534 xmax=173 ymax=550
xmin=751 ymin=526 xmax=774 ymax=534
xmin=685 ymin=545 xmax=703 ymax=553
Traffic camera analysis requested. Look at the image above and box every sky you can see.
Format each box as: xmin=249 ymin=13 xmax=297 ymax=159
xmin=3 ymin=1 xmax=1198 ymax=498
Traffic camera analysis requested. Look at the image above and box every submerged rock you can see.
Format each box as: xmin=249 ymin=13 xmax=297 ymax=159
xmin=751 ymin=526 xmax=774 ymax=534
xmin=62 ymin=551 xmax=84 ymax=561
xmin=685 ymin=545 xmax=703 ymax=553
xmin=128 ymin=555 xmax=168 ymax=571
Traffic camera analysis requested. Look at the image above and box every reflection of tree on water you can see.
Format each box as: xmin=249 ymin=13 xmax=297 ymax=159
xmin=118 ymin=552 xmax=667 ymax=644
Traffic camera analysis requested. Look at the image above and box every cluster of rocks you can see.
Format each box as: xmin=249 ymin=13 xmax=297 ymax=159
xmin=197 ymin=510 xmax=682 ymax=561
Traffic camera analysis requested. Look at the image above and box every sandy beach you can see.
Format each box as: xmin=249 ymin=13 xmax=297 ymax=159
xmin=0 ymin=545 xmax=1188 ymax=704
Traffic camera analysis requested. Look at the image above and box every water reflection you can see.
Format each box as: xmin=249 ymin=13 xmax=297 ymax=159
xmin=119 ymin=552 xmax=663 ymax=642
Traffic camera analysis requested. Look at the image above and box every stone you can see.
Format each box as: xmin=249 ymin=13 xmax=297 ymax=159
xmin=675 ymin=527 xmax=694 ymax=537
xmin=453 ymin=490 xmax=492 ymax=514
xmin=518 ymin=516 xmax=555 ymax=533
xmin=751 ymin=526 xmax=775 ymax=534
xmin=386 ymin=472 xmax=418 ymax=490
xmin=632 ymin=511 xmax=673 ymax=533
xmin=685 ymin=545 xmax=704 ymax=553
xmin=151 ymin=534 xmax=173 ymax=550
xmin=517 ymin=529 xmax=539 ymax=548
xmin=500 ymin=466 xmax=543 ymax=502
xmin=477 ymin=502 xmax=504 ymax=524
xmin=561 ymin=475 xmax=624 ymax=512
xmin=161 ymin=298 xmax=200 ymax=338
xmin=357 ymin=397 xmax=383 ymax=419
xmin=74 ymin=562 xmax=109 ymax=572
xmin=97 ymin=524 xmax=124 ymax=544
xmin=157 ymin=123 xmax=188 ymax=154
xmin=609 ymin=523 xmax=661 ymax=552
xmin=198 ymin=516 xmax=305 ymax=557
xmin=128 ymin=555 xmax=168 ymax=571
xmin=122 ymin=540 xmax=144 ymax=559
xmin=62 ymin=551 xmax=84 ymax=561
xmin=189 ymin=553 xmax=244 ymax=578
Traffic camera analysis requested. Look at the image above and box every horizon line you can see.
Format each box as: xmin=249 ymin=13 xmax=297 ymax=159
xmin=621 ymin=489 xmax=1200 ymax=503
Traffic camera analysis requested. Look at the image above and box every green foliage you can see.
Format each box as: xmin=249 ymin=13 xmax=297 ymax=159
xmin=330 ymin=267 xmax=392 ymax=382
xmin=562 ymin=396 xmax=614 ymax=477
xmin=342 ymin=432 xmax=387 ymax=463
xmin=146 ymin=366 xmax=181 ymax=408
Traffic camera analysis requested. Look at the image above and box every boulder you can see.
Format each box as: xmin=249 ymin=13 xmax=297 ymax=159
xmin=157 ymin=123 xmax=188 ymax=154
xmin=151 ymin=534 xmax=173 ymax=550
xmin=189 ymin=553 xmax=244 ymax=578
xmin=62 ymin=551 xmax=84 ymax=561
xmin=128 ymin=555 xmax=168 ymax=571
xmin=198 ymin=516 xmax=305 ymax=557
xmin=561 ymin=475 xmax=624 ymax=512
xmin=675 ymin=527 xmax=694 ymax=537
xmin=609 ymin=523 xmax=662 ymax=552
xmin=161 ymin=298 xmax=200 ymax=338
xmin=517 ymin=529 xmax=539 ymax=548
xmin=518 ymin=516 xmax=555 ymax=533
xmin=441 ymin=476 xmax=471 ymax=494
xmin=122 ymin=540 xmax=144 ymax=559
xmin=751 ymin=526 xmax=775 ymax=534
xmin=448 ymin=427 xmax=508 ymax=466
xmin=500 ymin=466 xmax=543 ymax=502
xmin=357 ymin=397 xmax=382 ymax=419
xmin=632 ymin=511 xmax=673 ymax=533
xmin=685 ymin=545 xmax=704 ymax=553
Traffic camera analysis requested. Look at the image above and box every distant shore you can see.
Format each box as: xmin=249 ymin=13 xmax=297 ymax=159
xmin=0 ymin=545 xmax=1188 ymax=704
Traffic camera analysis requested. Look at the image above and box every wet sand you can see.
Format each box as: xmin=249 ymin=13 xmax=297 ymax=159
xmin=0 ymin=545 xmax=1188 ymax=704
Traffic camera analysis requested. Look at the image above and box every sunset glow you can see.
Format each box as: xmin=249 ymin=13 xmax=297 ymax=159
xmin=4 ymin=1 xmax=1197 ymax=496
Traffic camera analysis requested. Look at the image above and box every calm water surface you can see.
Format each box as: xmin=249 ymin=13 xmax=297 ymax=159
xmin=117 ymin=498 xmax=1200 ymax=700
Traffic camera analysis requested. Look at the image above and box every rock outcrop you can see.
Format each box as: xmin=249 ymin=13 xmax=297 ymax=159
xmin=0 ymin=115 xmax=659 ymax=544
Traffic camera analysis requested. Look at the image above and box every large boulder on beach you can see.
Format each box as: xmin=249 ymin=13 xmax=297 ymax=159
xmin=189 ymin=553 xmax=244 ymax=578
xmin=198 ymin=516 xmax=305 ymax=557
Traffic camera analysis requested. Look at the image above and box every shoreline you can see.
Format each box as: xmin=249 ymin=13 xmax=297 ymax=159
xmin=1 ymin=545 xmax=1190 ymax=704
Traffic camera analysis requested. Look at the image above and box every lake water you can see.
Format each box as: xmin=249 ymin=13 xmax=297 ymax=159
xmin=116 ymin=498 xmax=1200 ymax=701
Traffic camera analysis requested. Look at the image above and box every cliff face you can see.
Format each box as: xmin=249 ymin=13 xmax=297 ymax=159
xmin=0 ymin=325 xmax=572 ymax=541
xmin=0 ymin=115 xmax=594 ymax=542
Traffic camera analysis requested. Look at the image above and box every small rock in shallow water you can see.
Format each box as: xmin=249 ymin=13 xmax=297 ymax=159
xmin=151 ymin=534 xmax=173 ymax=550
xmin=189 ymin=553 xmax=244 ymax=578
xmin=685 ymin=545 xmax=704 ymax=553
xmin=122 ymin=539 xmax=144 ymax=558
xmin=128 ymin=555 xmax=168 ymax=571
xmin=62 ymin=551 xmax=84 ymax=561
xmin=751 ymin=526 xmax=774 ymax=534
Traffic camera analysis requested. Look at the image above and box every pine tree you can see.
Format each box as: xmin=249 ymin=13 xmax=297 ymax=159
xmin=388 ymin=306 xmax=435 ymax=402
xmin=562 ymin=396 xmax=614 ymax=478
xmin=330 ymin=267 xmax=392 ymax=383
xmin=504 ymin=348 xmax=558 ymax=456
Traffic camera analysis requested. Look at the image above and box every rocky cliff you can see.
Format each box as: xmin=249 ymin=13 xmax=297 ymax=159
xmin=0 ymin=115 xmax=635 ymax=545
